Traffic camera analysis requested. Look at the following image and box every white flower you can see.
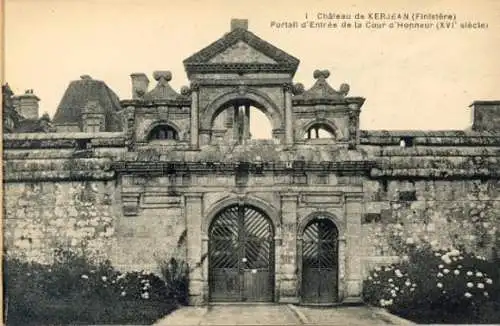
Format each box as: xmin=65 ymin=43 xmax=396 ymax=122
xmin=467 ymin=282 xmax=474 ymax=288
xmin=484 ymin=292 xmax=489 ymax=297
xmin=379 ymin=299 xmax=385 ymax=306
xmin=437 ymin=282 xmax=443 ymax=288
xmin=391 ymin=292 xmax=397 ymax=297
xmin=387 ymin=299 xmax=393 ymax=305
xmin=476 ymin=272 xmax=483 ymax=277
xmin=449 ymin=249 xmax=460 ymax=256
xmin=101 ymin=276 xmax=107 ymax=282
xmin=388 ymin=278 xmax=393 ymax=283
xmin=441 ymin=255 xmax=452 ymax=264
xmin=454 ymin=270 xmax=460 ymax=275
xmin=405 ymin=280 xmax=411 ymax=286
xmin=486 ymin=278 xmax=493 ymax=284
xmin=368 ymin=276 xmax=373 ymax=281
xmin=375 ymin=267 xmax=381 ymax=272
xmin=437 ymin=272 xmax=444 ymax=277
xmin=467 ymin=271 xmax=473 ymax=276
xmin=464 ymin=292 xmax=472 ymax=298
xmin=406 ymin=238 xmax=414 ymax=245
xmin=412 ymin=283 xmax=417 ymax=288
xmin=434 ymin=252 xmax=442 ymax=257
xmin=391 ymin=289 xmax=396 ymax=294
xmin=458 ymin=265 xmax=462 ymax=269
xmin=410 ymin=288 xmax=415 ymax=292
xmin=443 ymin=269 xmax=450 ymax=274
xmin=402 ymin=255 xmax=409 ymax=261
xmin=373 ymin=273 xmax=378 ymax=278
xmin=438 ymin=264 xmax=444 ymax=269
xmin=395 ymin=269 xmax=403 ymax=278
xmin=121 ymin=291 xmax=126 ymax=296
xmin=141 ymin=292 xmax=150 ymax=299
xmin=81 ymin=274 xmax=89 ymax=279
xmin=477 ymin=283 xmax=485 ymax=289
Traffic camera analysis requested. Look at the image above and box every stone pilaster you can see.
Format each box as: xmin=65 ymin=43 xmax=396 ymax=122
xmin=279 ymin=192 xmax=299 ymax=303
xmin=190 ymin=83 xmax=199 ymax=149
xmin=344 ymin=192 xmax=364 ymax=301
xmin=184 ymin=192 xmax=204 ymax=305
xmin=284 ymin=84 xmax=294 ymax=145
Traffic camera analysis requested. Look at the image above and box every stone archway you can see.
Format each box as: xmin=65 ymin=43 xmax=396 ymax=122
xmin=298 ymin=212 xmax=345 ymax=304
xmin=207 ymin=203 xmax=275 ymax=302
xmin=200 ymin=88 xmax=284 ymax=138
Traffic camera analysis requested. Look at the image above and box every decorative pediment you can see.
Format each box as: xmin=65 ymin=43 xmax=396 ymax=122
xmin=183 ymin=28 xmax=299 ymax=76
xmin=207 ymin=40 xmax=277 ymax=64
xmin=143 ymin=71 xmax=188 ymax=102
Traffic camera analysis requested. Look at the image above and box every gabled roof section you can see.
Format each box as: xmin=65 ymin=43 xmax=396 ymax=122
xmin=183 ymin=22 xmax=300 ymax=77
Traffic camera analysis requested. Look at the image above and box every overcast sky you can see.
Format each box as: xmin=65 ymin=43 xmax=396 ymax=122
xmin=4 ymin=0 xmax=500 ymax=130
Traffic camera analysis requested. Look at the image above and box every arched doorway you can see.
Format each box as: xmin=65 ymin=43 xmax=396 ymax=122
xmin=302 ymin=217 xmax=339 ymax=303
xmin=208 ymin=204 xmax=275 ymax=302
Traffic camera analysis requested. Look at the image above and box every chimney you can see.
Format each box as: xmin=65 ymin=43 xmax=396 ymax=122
xmin=130 ymin=73 xmax=150 ymax=99
xmin=14 ymin=89 xmax=40 ymax=120
xmin=469 ymin=100 xmax=500 ymax=131
xmin=231 ymin=18 xmax=248 ymax=31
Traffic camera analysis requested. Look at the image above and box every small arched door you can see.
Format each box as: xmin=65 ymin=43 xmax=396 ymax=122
xmin=302 ymin=217 xmax=339 ymax=303
xmin=208 ymin=204 xmax=274 ymax=302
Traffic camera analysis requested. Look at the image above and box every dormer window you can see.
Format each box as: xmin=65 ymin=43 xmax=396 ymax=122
xmin=148 ymin=125 xmax=179 ymax=141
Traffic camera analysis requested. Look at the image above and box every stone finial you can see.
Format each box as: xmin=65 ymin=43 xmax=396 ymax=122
xmin=40 ymin=112 xmax=51 ymax=121
xmin=153 ymin=71 xmax=172 ymax=84
xmin=339 ymin=83 xmax=350 ymax=96
xmin=80 ymin=75 xmax=92 ymax=80
xmin=292 ymin=83 xmax=305 ymax=95
xmin=313 ymin=69 xmax=330 ymax=80
xmin=231 ymin=18 xmax=248 ymax=31
xmin=180 ymin=86 xmax=192 ymax=96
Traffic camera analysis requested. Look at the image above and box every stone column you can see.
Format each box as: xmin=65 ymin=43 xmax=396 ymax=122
xmin=184 ymin=192 xmax=204 ymax=305
xmin=344 ymin=193 xmax=364 ymax=302
xmin=284 ymin=83 xmax=294 ymax=145
xmin=233 ymin=105 xmax=240 ymax=142
xmin=190 ymin=83 xmax=199 ymax=148
xmin=279 ymin=192 xmax=299 ymax=303
xmin=243 ymin=104 xmax=250 ymax=140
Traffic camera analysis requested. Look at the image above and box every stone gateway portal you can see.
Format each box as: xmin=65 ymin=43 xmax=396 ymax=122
xmin=209 ymin=204 xmax=274 ymax=302
xmin=302 ymin=218 xmax=339 ymax=303
xmin=3 ymin=17 xmax=500 ymax=307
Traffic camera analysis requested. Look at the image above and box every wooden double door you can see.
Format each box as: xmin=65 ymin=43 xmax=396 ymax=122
xmin=302 ymin=218 xmax=339 ymax=303
xmin=208 ymin=204 xmax=274 ymax=302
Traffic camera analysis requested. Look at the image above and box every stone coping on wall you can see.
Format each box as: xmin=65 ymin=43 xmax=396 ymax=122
xmin=360 ymin=130 xmax=500 ymax=146
xmin=370 ymin=168 xmax=500 ymax=179
xmin=3 ymin=132 xmax=127 ymax=149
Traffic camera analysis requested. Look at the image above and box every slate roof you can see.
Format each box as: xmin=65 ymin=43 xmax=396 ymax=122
xmin=183 ymin=27 xmax=300 ymax=76
xmin=53 ymin=76 xmax=122 ymax=131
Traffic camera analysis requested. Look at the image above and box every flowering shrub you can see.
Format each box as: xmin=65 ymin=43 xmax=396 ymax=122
xmin=4 ymin=247 xmax=181 ymax=325
xmin=363 ymin=243 xmax=500 ymax=323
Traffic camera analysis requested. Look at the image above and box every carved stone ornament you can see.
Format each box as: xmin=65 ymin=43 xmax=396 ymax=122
xmin=237 ymin=85 xmax=247 ymax=95
xmin=190 ymin=81 xmax=200 ymax=92
xmin=180 ymin=86 xmax=192 ymax=96
xmin=339 ymin=83 xmax=350 ymax=96
xmin=282 ymin=83 xmax=293 ymax=92
xmin=153 ymin=71 xmax=172 ymax=85
xmin=313 ymin=69 xmax=330 ymax=80
xmin=292 ymin=83 xmax=305 ymax=95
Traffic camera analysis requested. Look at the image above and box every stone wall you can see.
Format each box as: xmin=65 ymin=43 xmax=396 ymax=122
xmin=3 ymin=181 xmax=118 ymax=264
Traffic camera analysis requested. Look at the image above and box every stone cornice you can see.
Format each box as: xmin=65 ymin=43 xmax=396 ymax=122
xmin=120 ymin=98 xmax=191 ymax=107
xmin=190 ymin=78 xmax=293 ymax=87
xmin=292 ymin=96 xmax=365 ymax=106
xmin=110 ymin=160 xmax=376 ymax=175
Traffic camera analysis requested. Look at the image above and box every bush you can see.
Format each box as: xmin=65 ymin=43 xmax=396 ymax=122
xmin=363 ymin=244 xmax=500 ymax=324
xmin=4 ymin=247 xmax=181 ymax=325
